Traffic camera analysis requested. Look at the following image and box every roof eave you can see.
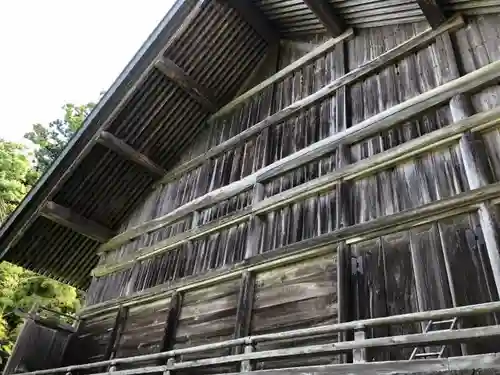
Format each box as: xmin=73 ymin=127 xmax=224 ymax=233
xmin=0 ymin=0 xmax=193 ymax=258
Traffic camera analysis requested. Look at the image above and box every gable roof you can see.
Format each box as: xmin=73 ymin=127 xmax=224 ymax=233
xmin=0 ymin=0 xmax=270 ymax=288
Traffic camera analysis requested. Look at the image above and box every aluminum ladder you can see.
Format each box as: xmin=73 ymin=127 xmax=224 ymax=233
xmin=409 ymin=317 xmax=458 ymax=360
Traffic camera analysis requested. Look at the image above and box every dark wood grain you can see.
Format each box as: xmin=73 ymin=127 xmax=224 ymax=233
xmin=97 ymin=131 xmax=166 ymax=177
xmin=40 ymin=201 xmax=114 ymax=243
xmin=154 ymin=58 xmax=218 ymax=112
xmin=302 ymin=0 xmax=345 ymax=37
xmin=416 ymin=0 xmax=446 ymax=28
xmin=222 ymin=0 xmax=279 ymax=44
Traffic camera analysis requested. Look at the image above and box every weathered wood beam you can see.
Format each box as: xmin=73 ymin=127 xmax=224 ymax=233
xmin=99 ymin=49 xmax=499 ymax=256
xmin=352 ymin=329 xmax=367 ymax=363
xmin=163 ymin=15 xmax=464 ymax=184
xmin=19 ymin=303 xmax=500 ymax=375
xmin=14 ymin=310 xmax=76 ymax=333
xmin=109 ymin=354 xmax=500 ymax=375
xmin=417 ymin=0 xmax=446 ymax=29
xmin=334 ymin=40 xmax=352 ymax=361
xmin=230 ymin=354 xmax=500 ymax=375
xmin=96 ymin=101 xmax=500 ymax=269
xmin=107 ymin=326 xmax=500 ymax=371
xmin=223 ymin=0 xmax=279 ymax=44
xmin=154 ymin=58 xmax=218 ymax=112
xmin=0 ymin=0 xmax=208 ymax=258
xmin=436 ymin=31 xmax=500 ymax=298
xmin=160 ymin=292 xmax=182 ymax=353
xmin=83 ymin=301 xmax=500 ymax=347
xmin=17 ymin=352 xmax=500 ymax=375
xmin=104 ymin=307 xmax=128 ymax=362
xmin=211 ymin=28 xmax=353 ymax=120
xmin=93 ymin=167 xmax=500 ymax=277
xmin=244 ymin=184 xmax=264 ymax=259
xmin=231 ymin=271 xmax=255 ymax=362
xmin=97 ymin=131 xmax=166 ymax=177
xmin=460 ymin=133 xmax=500 ymax=296
xmin=302 ymin=0 xmax=345 ymax=37
xmin=40 ymin=201 xmax=114 ymax=243
xmin=233 ymin=271 xmax=255 ymax=356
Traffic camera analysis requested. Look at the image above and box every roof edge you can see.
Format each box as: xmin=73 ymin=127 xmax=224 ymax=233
xmin=0 ymin=0 xmax=194 ymax=258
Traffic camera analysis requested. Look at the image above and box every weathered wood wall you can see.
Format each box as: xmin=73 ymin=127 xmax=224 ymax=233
xmin=69 ymin=251 xmax=340 ymax=369
xmin=251 ymin=254 xmax=338 ymax=369
xmin=4 ymin=319 xmax=72 ymax=374
xmin=63 ymin=310 xmax=118 ymax=365
xmin=67 ymin=13 xmax=500 ymax=368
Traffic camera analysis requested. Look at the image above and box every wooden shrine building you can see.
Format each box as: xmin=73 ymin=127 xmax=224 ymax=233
xmin=3 ymin=0 xmax=500 ymax=374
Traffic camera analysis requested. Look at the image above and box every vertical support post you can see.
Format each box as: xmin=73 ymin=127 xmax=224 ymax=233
xmin=240 ymin=343 xmax=254 ymax=372
xmin=160 ymin=291 xmax=182 ymax=353
xmin=335 ymin=39 xmax=353 ymax=363
xmin=245 ymin=183 xmax=265 ymax=259
xmin=459 ymin=133 xmax=500 ymax=297
xmin=435 ymin=32 xmax=500 ymax=299
xmin=164 ymin=357 xmax=175 ymax=375
xmin=191 ymin=211 xmax=201 ymax=229
xmin=234 ymin=271 xmax=256 ymax=354
xmin=104 ymin=306 xmax=128 ymax=371
xmin=353 ymin=328 xmax=367 ymax=363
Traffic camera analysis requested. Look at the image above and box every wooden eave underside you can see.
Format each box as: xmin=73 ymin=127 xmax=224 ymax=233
xmin=0 ymin=0 xmax=273 ymax=287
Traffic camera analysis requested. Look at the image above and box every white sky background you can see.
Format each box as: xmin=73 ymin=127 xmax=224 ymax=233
xmin=0 ymin=0 xmax=175 ymax=144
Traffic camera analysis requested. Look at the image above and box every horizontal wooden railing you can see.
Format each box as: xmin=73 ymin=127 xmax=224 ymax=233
xmin=160 ymin=15 xmax=464 ymax=186
xmin=97 ymin=15 xmax=466 ymax=255
xmin=209 ymin=28 xmax=354 ymax=121
xmin=92 ymin=103 xmax=500 ymax=276
xmin=18 ymin=302 xmax=500 ymax=375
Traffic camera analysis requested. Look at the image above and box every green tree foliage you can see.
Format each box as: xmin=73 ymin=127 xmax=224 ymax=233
xmin=24 ymin=102 xmax=95 ymax=173
xmin=0 ymin=141 xmax=37 ymax=222
xmin=0 ymin=261 xmax=81 ymax=366
xmin=0 ymin=102 xmax=94 ymax=367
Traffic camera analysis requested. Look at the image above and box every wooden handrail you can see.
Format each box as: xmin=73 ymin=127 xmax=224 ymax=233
xmin=160 ymin=15 xmax=464 ymax=186
xmin=98 ymin=39 xmax=500 ymax=257
xmin=18 ymin=301 xmax=500 ymax=375
xmin=209 ymin=28 xmax=354 ymax=121
xmin=92 ymin=106 xmax=500 ymax=276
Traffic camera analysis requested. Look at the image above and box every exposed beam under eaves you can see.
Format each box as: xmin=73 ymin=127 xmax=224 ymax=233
xmin=97 ymin=131 xmax=166 ymax=177
xmin=416 ymin=0 xmax=446 ymax=28
xmin=302 ymin=0 xmax=345 ymax=37
xmin=154 ymin=58 xmax=218 ymax=112
xmin=224 ymin=0 xmax=279 ymax=44
xmin=40 ymin=201 xmax=114 ymax=243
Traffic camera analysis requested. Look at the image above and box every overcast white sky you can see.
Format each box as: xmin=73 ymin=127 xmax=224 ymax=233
xmin=0 ymin=0 xmax=175 ymax=143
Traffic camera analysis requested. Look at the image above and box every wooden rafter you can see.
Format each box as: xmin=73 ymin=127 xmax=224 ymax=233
xmin=40 ymin=201 xmax=114 ymax=243
xmin=97 ymin=131 xmax=166 ymax=177
xmin=164 ymin=16 xmax=464 ymax=185
xmin=223 ymin=0 xmax=279 ymax=44
xmin=416 ymin=0 xmax=446 ymax=28
xmin=211 ymin=28 xmax=353 ymax=120
xmin=93 ymin=87 xmax=500 ymax=275
xmin=154 ymin=58 xmax=218 ymax=112
xmin=302 ymin=0 xmax=345 ymax=37
xmin=95 ymin=14 xmax=466 ymax=256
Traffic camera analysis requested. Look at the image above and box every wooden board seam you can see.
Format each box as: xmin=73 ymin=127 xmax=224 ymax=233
xmin=92 ymin=107 xmax=500 ymax=276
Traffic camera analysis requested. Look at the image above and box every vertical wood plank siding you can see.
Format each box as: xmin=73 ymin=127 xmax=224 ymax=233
xmin=80 ymin=23 xmax=500 ymax=370
xmin=251 ymin=253 xmax=339 ymax=369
